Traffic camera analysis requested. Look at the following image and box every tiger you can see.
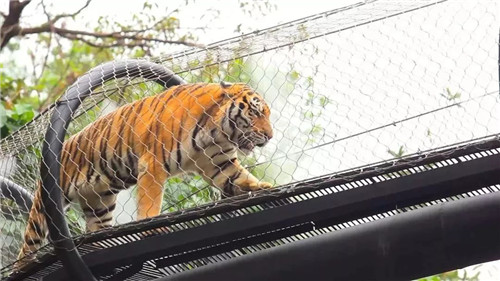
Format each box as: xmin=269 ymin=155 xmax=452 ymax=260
xmin=17 ymin=81 xmax=273 ymax=264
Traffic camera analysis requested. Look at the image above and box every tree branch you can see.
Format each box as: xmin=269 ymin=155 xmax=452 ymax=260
xmin=1 ymin=0 xmax=203 ymax=51
xmin=19 ymin=25 xmax=204 ymax=48
xmin=0 ymin=0 xmax=32 ymax=48
xmin=50 ymin=0 xmax=91 ymax=23
xmin=36 ymin=0 xmax=54 ymax=82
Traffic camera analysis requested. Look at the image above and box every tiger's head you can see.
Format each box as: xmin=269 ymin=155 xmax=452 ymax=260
xmin=219 ymin=81 xmax=273 ymax=155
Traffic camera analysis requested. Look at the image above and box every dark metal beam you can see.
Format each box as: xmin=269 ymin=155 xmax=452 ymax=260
xmin=166 ymin=190 xmax=500 ymax=281
xmin=0 ymin=176 xmax=33 ymax=212
xmin=44 ymin=152 xmax=500 ymax=280
xmin=73 ymin=136 xmax=500 ymax=246
xmin=13 ymin=138 xmax=499 ymax=280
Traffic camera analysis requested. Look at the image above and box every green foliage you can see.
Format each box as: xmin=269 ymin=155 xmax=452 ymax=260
xmin=162 ymin=175 xmax=218 ymax=212
xmin=387 ymin=145 xmax=406 ymax=158
xmin=441 ymin=88 xmax=461 ymax=101
xmin=418 ymin=269 xmax=480 ymax=281
xmin=0 ymin=102 xmax=37 ymax=138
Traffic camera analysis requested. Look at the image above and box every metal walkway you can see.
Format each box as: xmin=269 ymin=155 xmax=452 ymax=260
xmin=9 ymin=135 xmax=500 ymax=280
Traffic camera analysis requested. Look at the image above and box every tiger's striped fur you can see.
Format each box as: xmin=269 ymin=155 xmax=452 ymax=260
xmin=17 ymin=82 xmax=273 ymax=263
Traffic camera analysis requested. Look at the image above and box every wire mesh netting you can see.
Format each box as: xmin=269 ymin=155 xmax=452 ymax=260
xmin=7 ymin=137 xmax=500 ymax=280
xmin=0 ymin=0 xmax=499 ymax=277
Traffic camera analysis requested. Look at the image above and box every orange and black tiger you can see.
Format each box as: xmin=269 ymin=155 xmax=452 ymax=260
xmin=17 ymin=81 xmax=273 ymax=263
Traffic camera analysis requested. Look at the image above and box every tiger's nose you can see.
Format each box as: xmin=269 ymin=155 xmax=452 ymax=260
xmin=264 ymin=130 xmax=273 ymax=141
xmin=257 ymin=130 xmax=272 ymax=147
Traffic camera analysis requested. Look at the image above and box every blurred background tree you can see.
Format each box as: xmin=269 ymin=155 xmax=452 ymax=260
xmin=0 ymin=0 xmax=276 ymax=137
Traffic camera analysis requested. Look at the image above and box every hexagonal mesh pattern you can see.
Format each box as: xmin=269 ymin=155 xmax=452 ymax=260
xmin=0 ymin=0 xmax=498 ymax=276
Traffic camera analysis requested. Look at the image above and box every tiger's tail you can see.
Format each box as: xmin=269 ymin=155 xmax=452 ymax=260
xmin=17 ymin=183 xmax=49 ymax=264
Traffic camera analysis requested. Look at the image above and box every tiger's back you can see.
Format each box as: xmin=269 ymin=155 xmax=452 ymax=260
xmin=17 ymin=82 xmax=273 ymax=264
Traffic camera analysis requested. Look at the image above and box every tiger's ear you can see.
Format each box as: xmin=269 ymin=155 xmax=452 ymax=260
xmin=220 ymin=81 xmax=232 ymax=89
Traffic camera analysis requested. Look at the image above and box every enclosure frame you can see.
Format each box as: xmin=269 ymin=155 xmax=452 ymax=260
xmin=36 ymin=60 xmax=186 ymax=280
xmin=3 ymin=0 xmax=499 ymax=279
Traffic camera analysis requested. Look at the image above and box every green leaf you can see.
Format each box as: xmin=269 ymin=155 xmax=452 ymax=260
xmin=13 ymin=103 xmax=33 ymax=115
xmin=288 ymin=70 xmax=300 ymax=81
xmin=388 ymin=145 xmax=406 ymax=158
xmin=319 ymin=96 xmax=330 ymax=108
xmin=0 ymin=103 xmax=7 ymax=127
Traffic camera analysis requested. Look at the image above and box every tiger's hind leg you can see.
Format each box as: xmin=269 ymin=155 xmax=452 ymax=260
xmin=16 ymin=184 xmax=73 ymax=268
xmin=17 ymin=188 xmax=48 ymax=264
xmin=80 ymin=188 xmax=117 ymax=232
xmin=78 ymin=183 xmax=118 ymax=232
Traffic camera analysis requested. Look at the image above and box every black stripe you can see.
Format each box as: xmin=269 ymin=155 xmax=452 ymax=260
xmin=176 ymin=147 xmax=182 ymax=168
xmin=110 ymin=157 xmax=120 ymax=172
xmin=193 ymin=84 xmax=210 ymax=97
xmin=168 ymin=120 xmax=176 ymax=165
xmin=100 ymin=189 xmax=120 ymax=196
xmin=191 ymin=123 xmax=202 ymax=151
xmin=236 ymin=115 xmax=250 ymax=127
xmin=127 ymin=151 xmax=138 ymax=178
xmin=211 ymin=147 xmax=235 ymax=158
xmin=84 ymin=204 xmax=116 ymax=218
xmin=99 ymin=125 xmax=115 ymax=180
xmin=176 ymin=125 xmax=183 ymax=168
xmin=60 ymin=169 xmax=69 ymax=195
xmin=30 ymin=221 xmax=44 ymax=237
xmin=229 ymin=114 xmax=239 ymax=141
xmin=210 ymin=128 xmax=218 ymax=139
xmin=153 ymin=95 xmax=168 ymax=162
xmin=25 ymin=238 xmax=41 ymax=246
xmin=110 ymin=156 xmax=136 ymax=185
xmin=108 ymin=179 xmax=129 ymax=190
xmin=150 ymin=96 xmax=163 ymax=114
xmin=85 ymin=128 xmax=100 ymax=181
xmin=129 ymin=101 xmax=145 ymax=126
xmin=67 ymin=135 xmax=80 ymax=164
xmin=227 ymin=102 xmax=237 ymax=140
xmin=69 ymin=134 xmax=85 ymax=184
xmin=112 ymin=111 xmax=129 ymax=158
xmin=98 ymin=217 xmax=113 ymax=224
xmin=192 ymin=93 xmax=229 ymax=151
xmin=154 ymin=121 xmax=164 ymax=165
xmin=76 ymin=133 xmax=89 ymax=173
xmin=233 ymin=102 xmax=245 ymax=121
xmin=188 ymin=84 xmax=205 ymax=95
xmin=82 ymin=206 xmax=93 ymax=214
xmin=127 ymin=101 xmax=145 ymax=146
xmin=63 ymin=195 xmax=72 ymax=205
xmin=163 ymin=84 xmax=189 ymax=105
xmin=163 ymin=142 xmax=170 ymax=172
xmin=211 ymin=158 xmax=237 ymax=179
xmin=99 ymin=162 xmax=115 ymax=181
xmin=60 ymin=147 xmax=71 ymax=188
xmin=191 ymin=113 xmax=206 ymax=151
xmin=228 ymin=101 xmax=236 ymax=117
xmin=222 ymin=171 xmax=241 ymax=197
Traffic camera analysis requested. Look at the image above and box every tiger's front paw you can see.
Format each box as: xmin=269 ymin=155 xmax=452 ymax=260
xmin=241 ymin=180 xmax=273 ymax=193
xmin=257 ymin=181 xmax=273 ymax=189
xmin=227 ymin=180 xmax=273 ymax=197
